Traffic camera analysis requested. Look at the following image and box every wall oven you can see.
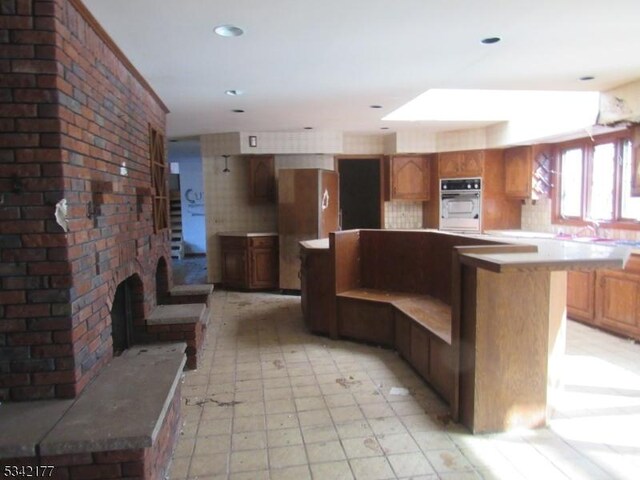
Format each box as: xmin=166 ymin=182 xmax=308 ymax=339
xmin=439 ymin=178 xmax=482 ymax=232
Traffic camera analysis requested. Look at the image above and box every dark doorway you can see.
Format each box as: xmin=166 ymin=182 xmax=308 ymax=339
xmin=338 ymin=158 xmax=382 ymax=230
xmin=110 ymin=274 xmax=143 ymax=355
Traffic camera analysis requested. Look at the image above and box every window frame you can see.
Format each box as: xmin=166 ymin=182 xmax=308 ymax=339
xmin=552 ymin=129 xmax=640 ymax=230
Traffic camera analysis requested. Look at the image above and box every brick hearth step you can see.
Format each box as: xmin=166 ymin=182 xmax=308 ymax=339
xmin=146 ymin=303 xmax=210 ymax=369
xmin=166 ymin=283 xmax=214 ymax=307
xmin=0 ymin=343 xmax=186 ymax=479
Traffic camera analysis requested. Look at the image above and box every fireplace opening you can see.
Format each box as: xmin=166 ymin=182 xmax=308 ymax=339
xmin=111 ymin=274 xmax=144 ymax=356
xmin=156 ymin=256 xmax=169 ymax=305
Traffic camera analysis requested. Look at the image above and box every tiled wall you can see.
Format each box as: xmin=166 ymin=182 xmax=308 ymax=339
xmin=521 ymin=198 xmax=640 ymax=240
xmin=384 ymin=202 xmax=424 ymax=229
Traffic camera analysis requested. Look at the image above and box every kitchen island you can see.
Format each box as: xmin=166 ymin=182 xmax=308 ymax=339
xmin=300 ymin=229 xmax=628 ymax=433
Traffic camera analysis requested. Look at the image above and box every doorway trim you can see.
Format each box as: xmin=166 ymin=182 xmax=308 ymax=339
xmin=334 ymin=155 xmax=386 ymax=229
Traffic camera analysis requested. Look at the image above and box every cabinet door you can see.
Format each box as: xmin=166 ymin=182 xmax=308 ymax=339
xmin=567 ymin=270 xmax=596 ymax=323
xmin=596 ymin=270 xmax=640 ymax=338
xmin=458 ymin=150 xmax=484 ymax=177
xmin=410 ymin=324 xmax=430 ymax=379
xmin=429 ymin=336 xmax=454 ymax=403
xmin=438 ymin=152 xmax=462 ymax=178
xmin=394 ymin=311 xmax=412 ymax=360
xmin=250 ymin=248 xmax=278 ymax=288
xmin=338 ymin=299 xmax=394 ymax=347
xmin=391 ymin=156 xmax=430 ymax=201
xmin=504 ymin=146 xmax=532 ymax=198
xmin=248 ymin=155 xmax=275 ymax=203
xmin=221 ymin=245 xmax=247 ymax=288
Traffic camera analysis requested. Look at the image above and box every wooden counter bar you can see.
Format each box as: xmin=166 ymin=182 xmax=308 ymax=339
xmin=301 ymin=229 xmax=629 ymax=434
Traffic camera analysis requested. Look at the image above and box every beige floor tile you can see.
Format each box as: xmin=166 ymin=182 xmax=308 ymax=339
xmin=229 ymin=470 xmax=269 ymax=480
xmin=295 ymin=396 xmax=326 ymax=412
xmin=234 ymin=400 xmax=265 ymax=417
xmin=234 ymin=388 xmax=264 ymax=401
xmin=329 ymin=405 xmax=364 ymax=424
xmin=301 ymin=424 xmax=340 ymax=444
xmin=269 ymin=445 xmax=308 ymax=468
xmin=193 ymin=434 xmax=231 ymax=456
xmin=324 ymin=393 xmax=357 ymax=408
xmin=306 ymin=440 xmax=347 ymax=463
xmin=232 ymin=431 xmax=267 ymax=451
xmin=412 ymin=431 xmax=457 ymax=451
xmin=388 ymin=452 xmax=435 ymax=477
xmin=290 ymin=375 xmax=317 ymax=387
xmin=298 ymin=408 xmax=333 ymax=427
xmin=377 ymin=432 xmax=420 ymax=454
xmin=349 ymin=456 xmax=396 ymax=480
xmin=173 ymin=437 xmax=195 ymax=458
xmin=202 ymin=404 xmax=234 ymax=420
xmin=310 ymin=460 xmax=355 ymax=480
xmin=263 ymin=377 xmax=291 ymax=389
xmin=342 ymin=436 xmax=385 ymax=458
xmin=197 ymin=418 xmax=233 ymax=437
xmin=189 ymin=453 xmax=229 ymax=477
xmin=168 ymin=456 xmax=190 ymax=479
xmin=266 ymin=398 xmax=296 ymax=414
xmin=267 ymin=412 xmax=300 ymax=430
xmin=270 ymin=465 xmax=312 ymax=480
xmin=360 ymin=402 xmax=396 ymax=419
xmin=268 ymin=427 xmax=304 ymax=447
xmin=293 ymin=385 xmax=323 ymax=398
xmin=264 ymin=387 xmax=293 ymax=400
xmin=336 ymin=420 xmax=375 ymax=440
xmin=233 ymin=415 xmax=266 ymax=433
xmin=368 ymin=416 xmax=408 ymax=436
xmin=425 ymin=449 xmax=474 ymax=474
xmin=229 ymin=448 xmax=268 ymax=473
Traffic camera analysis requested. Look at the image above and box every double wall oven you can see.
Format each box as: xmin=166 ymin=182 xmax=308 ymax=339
xmin=439 ymin=178 xmax=482 ymax=233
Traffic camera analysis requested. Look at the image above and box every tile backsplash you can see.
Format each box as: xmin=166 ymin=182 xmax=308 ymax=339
xmin=521 ymin=198 xmax=640 ymax=240
xmin=384 ymin=201 xmax=423 ymax=229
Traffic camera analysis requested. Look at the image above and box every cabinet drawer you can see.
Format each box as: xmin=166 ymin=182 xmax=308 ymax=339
xmin=250 ymin=236 xmax=277 ymax=248
xmin=220 ymin=236 xmax=247 ymax=249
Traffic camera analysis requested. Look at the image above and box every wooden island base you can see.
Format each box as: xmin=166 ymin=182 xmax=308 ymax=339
xmin=300 ymin=229 xmax=627 ymax=433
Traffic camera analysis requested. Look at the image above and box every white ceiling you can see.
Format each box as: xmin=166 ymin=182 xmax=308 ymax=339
xmin=83 ymin=0 xmax=640 ymax=139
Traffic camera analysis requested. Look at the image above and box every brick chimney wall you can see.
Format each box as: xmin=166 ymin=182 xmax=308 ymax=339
xmin=0 ymin=0 xmax=171 ymax=401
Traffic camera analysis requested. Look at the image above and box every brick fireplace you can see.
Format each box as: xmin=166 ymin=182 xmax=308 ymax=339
xmin=0 ymin=0 xmax=172 ymax=401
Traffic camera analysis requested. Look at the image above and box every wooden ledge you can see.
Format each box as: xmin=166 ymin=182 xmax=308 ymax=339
xmin=338 ymin=288 xmax=452 ymax=344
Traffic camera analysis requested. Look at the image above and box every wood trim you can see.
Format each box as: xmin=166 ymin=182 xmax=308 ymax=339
xmin=67 ymin=0 xmax=170 ymax=113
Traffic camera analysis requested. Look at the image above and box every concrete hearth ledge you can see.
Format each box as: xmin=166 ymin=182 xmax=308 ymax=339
xmin=38 ymin=343 xmax=186 ymax=456
xmin=147 ymin=303 xmax=206 ymax=325
xmin=0 ymin=400 xmax=74 ymax=458
xmin=170 ymin=284 xmax=214 ymax=297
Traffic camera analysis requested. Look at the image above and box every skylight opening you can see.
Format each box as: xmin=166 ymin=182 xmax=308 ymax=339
xmin=383 ymin=89 xmax=601 ymax=127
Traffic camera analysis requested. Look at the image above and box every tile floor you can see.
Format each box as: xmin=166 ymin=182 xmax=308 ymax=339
xmin=168 ymin=290 xmax=640 ymax=480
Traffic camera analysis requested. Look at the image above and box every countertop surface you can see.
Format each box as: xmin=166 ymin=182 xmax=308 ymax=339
xmin=300 ymin=238 xmax=329 ymax=249
xmin=218 ymin=231 xmax=278 ymax=237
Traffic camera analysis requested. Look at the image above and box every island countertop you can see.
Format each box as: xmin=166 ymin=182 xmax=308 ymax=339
xmin=218 ymin=231 xmax=278 ymax=238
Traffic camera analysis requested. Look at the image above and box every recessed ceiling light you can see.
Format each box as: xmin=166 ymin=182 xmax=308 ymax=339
xmin=579 ymin=76 xmax=595 ymax=81
xmin=380 ymin=127 xmax=389 ymax=130
xmin=370 ymin=105 xmax=383 ymax=109
xmin=304 ymin=127 xmax=313 ymax=130
xmin=214 ymin=24 xmax=244 ymax=37
xmin=481 ymin=36 xmax=501 ymax=45
xmin=232 ymin=109 xmax=245 ymax=113
xmin=169 ymin=139 xmax=178 ymax=142
xmin=225 ymin=89 xmax=243 ymax=96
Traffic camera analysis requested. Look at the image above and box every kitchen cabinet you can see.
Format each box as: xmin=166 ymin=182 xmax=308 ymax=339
xmin=503 ymin=145 xmax=553 ymax=200
xmin=633 ymin=126 xmax=640 ymax=196
xmin=387 ymin=155 xmax=430 ymax=201
xmin=567 ymin=254 xmax=640 ymax=340
xmin=247 ymin=155 xmax=275 ymax=204
xmin=220 ymin=233 xmax=278 ymax=289
xmin=596 ymin=259 xmax=640 ymax=339
xmin=300 ymin=241 xmax=333 ymax=335
xmin=567 ymin=270 xmax=596 ymax=323
xmin=438 ymin=150 xmax=484 ymax=178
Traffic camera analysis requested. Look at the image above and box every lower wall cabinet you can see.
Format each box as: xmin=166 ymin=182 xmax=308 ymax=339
xmin=338 ymin=298 xmax=394 ymax=347
xmin=567 ymin=255 xmax=640 ymax=340
xmin=220 ymin=235 xmax=278 ymax=290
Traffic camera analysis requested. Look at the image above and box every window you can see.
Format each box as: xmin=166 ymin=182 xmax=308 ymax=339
xmin=555 ymin=131 xmax=640 ymax=227
xmin=149 ymin=125 xmax=169 ymax=232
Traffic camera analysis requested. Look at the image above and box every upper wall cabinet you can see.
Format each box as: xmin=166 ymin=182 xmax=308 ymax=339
xmin=387 ymin=155 xmax=430 ymax=201
xmin=438 ymin=151 xmax=484 ymax=178
xmin=633 ymin=127 xmax=640 ymax=197
xmin=504 ymin=145 xmax=552 ymax=200
xmin=247 ymin=155 xmax=275 ymax=204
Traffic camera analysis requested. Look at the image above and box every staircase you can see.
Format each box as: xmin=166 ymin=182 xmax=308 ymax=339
xmin=170 ymin=190 xmax=184 ymax=259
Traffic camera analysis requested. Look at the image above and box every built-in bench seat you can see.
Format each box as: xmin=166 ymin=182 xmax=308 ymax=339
xmin=166 ymin=283 xmax=214 ymax=308
xmin=146 ymin=303 xmax=209 ymax=369
xmin=0 ymin=343 xmax=186 ymax=479
xmin=337 ymin=288 xmax=452 ymax=344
